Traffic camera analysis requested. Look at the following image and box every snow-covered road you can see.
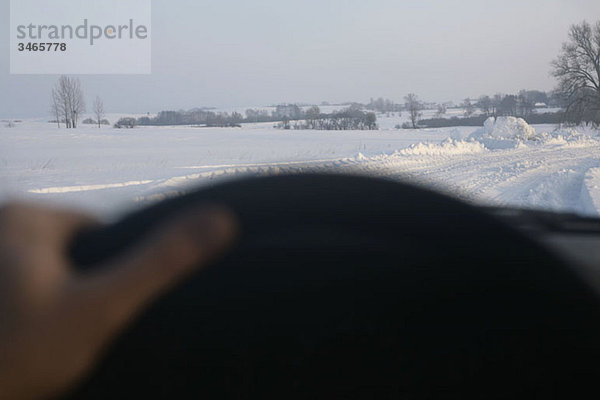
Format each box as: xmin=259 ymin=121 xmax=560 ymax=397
xmin=134 ymin=137 xmax=600 ymax=217
xmin=1 ymin=119 xmax=599 ymax=219
xmin=344 ymin=140 xmax=600 ymax=214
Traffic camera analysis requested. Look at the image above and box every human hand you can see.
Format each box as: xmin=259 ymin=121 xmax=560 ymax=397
xmin=0 ymin=203 xmax=237 ymax=400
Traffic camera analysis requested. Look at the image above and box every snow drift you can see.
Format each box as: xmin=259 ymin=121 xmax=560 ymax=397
xmin=467 ymin=117 xmax=539 ymax=149
xmin=398 ymin=138 xmax=486 ymax=156
xmin=483 ymin=117 xmax=537 ymax=140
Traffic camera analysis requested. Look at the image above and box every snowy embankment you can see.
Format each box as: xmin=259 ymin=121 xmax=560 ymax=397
xmin=398 ymin=139 xmax=486 ymax=156
xmin=340 ymin=118 xmax=600 ymax=216
xmin=1 ymin=117 xmax=599 ymax=219
xmin=581 ymin=169 xmax=600 ymax=216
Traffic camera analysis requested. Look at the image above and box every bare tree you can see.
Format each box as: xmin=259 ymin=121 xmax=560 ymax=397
xmin=435 ymin=104 xmax=447 ymax=117
xmin=478 ymin=95 xmax=493 ymax=117
xmin=517 ymin=91 xmax=535 ymax=118
xmin=462 ymin=98 xmax=475 ymax=117
xmin=114 ymin=117 xmax=137 ymax=129
xmin=305 ymin=106 xmax=321 ymax=129
xmin=57 ymin=77 xmax=71 ymax=128
xmin=51 ymin=76 xmax=86 ymax=129
xmin=552 ymin=20 xmax=600 ymax=126
xmin=69 ymin=78 xmax=86 ymax=128
xmin=492 ymin=94 xmax=503 ymax=117
xmin=50 ymin=88 xmax=62 ymax=128
xmin=93 ymin=96 xmax=105 ymax=129
xmin=404 ymin=93 xmax=423 ymax=129
xmin=498 ymin=95 xmax=518 ymax=117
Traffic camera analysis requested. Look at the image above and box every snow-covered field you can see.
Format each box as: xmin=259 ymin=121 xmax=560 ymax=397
xmin=1 ymin=116 xmax=599 ymax=220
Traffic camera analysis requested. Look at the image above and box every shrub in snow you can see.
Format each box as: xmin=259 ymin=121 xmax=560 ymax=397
xmin=114 ymin=117 xmax=137 ymax=129
xmin=482 ymin=116 xmax=537 ymax=140
xmin=83 ymin=118 xmax=111 ymax=126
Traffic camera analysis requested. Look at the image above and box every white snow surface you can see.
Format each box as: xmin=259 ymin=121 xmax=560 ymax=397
xmin=399 ymin=139 xmax=486 ymax=156
xmin=1 ymin=119 xmax=600 ymax=219
xmin=482 ymin=117 xmax=537 ymax=140
xmin=581 ymin=168 xmax=600 ymax=215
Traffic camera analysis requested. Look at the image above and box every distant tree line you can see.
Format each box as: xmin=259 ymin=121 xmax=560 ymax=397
xmin=138 ymin=109 xmax=244 ymax=127
xmin=137 ymin=105 xmax=307 ymax=127
xmin=135 ymin=104 xmax=378 ymax=131
xmin=473 ymin=90 xmax=563 ymax=119
xmin=83 ymin=118 xmax=110 ymax=126
xmin=397 ymin=90 xmax=564 ymax=129
xmin=288 ymin=106 xmax=377 ymax=131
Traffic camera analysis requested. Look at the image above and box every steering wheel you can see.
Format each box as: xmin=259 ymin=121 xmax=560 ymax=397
xmin=66 ymin=174 xmax=600 ymax=399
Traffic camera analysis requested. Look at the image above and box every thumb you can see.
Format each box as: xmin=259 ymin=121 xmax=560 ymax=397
xmin=71 ymin=205 xmax=238 ymax=338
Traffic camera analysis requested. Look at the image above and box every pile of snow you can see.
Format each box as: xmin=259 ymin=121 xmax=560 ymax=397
xmin=467 ymin=117 xmax=540 ymax=149
xmin=398 ymin=138 xmax=486 ymax=156
xmin=482 ymin=117 xmax=537 ymax=140
xmin=530 ymin=127 xmax=595 ymax=147
xmin=356 ymin=152 xmax=368 ymax=161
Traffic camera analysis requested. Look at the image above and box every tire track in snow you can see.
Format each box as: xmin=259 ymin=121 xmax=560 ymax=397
xmin=339 ymin=143 xmax=600 ymax=214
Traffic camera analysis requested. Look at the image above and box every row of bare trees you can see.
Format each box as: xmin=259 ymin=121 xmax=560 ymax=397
xmin=288 ymin=106 xmax=378 ymax=130
xmin=50 ymin=76 xmax=105 ymax=129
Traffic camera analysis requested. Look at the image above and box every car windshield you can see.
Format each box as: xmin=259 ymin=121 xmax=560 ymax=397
xmin=1 ymin=0 xmax=600 ymax=219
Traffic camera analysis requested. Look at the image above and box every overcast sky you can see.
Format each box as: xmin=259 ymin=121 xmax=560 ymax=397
xmin=1 ymin=0 xmax=600 ymax=118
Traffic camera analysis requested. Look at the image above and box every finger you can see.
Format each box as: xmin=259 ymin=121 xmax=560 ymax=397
xmin=0 ymin=203 xmax=99 ymax=248
xmin=71 ymin=205 xmax=238 ymax=337
xmin=46 ymin=209 xmax=100 ymax=245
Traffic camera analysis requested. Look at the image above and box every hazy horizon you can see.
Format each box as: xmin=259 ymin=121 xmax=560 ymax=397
xmin=2 ymin=0 xmax=600 ymax=118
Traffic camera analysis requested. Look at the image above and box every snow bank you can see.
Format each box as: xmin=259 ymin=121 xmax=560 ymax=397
xmin=398 ymin=138 xmax=486 ymax=156
xmin=469 ymin=117 xmax=538 ymax=145
xmin=468 ymin=117 xmax=542 ymax=149
xmin=545 ymin=128 xmax=595 ymax=144
xmin=482 ymin=117 xmax=537 ymax=140
xmin=478 ymin=118 xmax=594 ymax=147
xmin=520 ymin=126 xmax=599 ymax=148
xmin=580 ymin=168 xmax=600 ymax=216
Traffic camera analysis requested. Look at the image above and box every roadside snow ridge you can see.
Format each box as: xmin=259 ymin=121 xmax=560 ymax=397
xmin=399 ymin=139 xmax=486 ymax=156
